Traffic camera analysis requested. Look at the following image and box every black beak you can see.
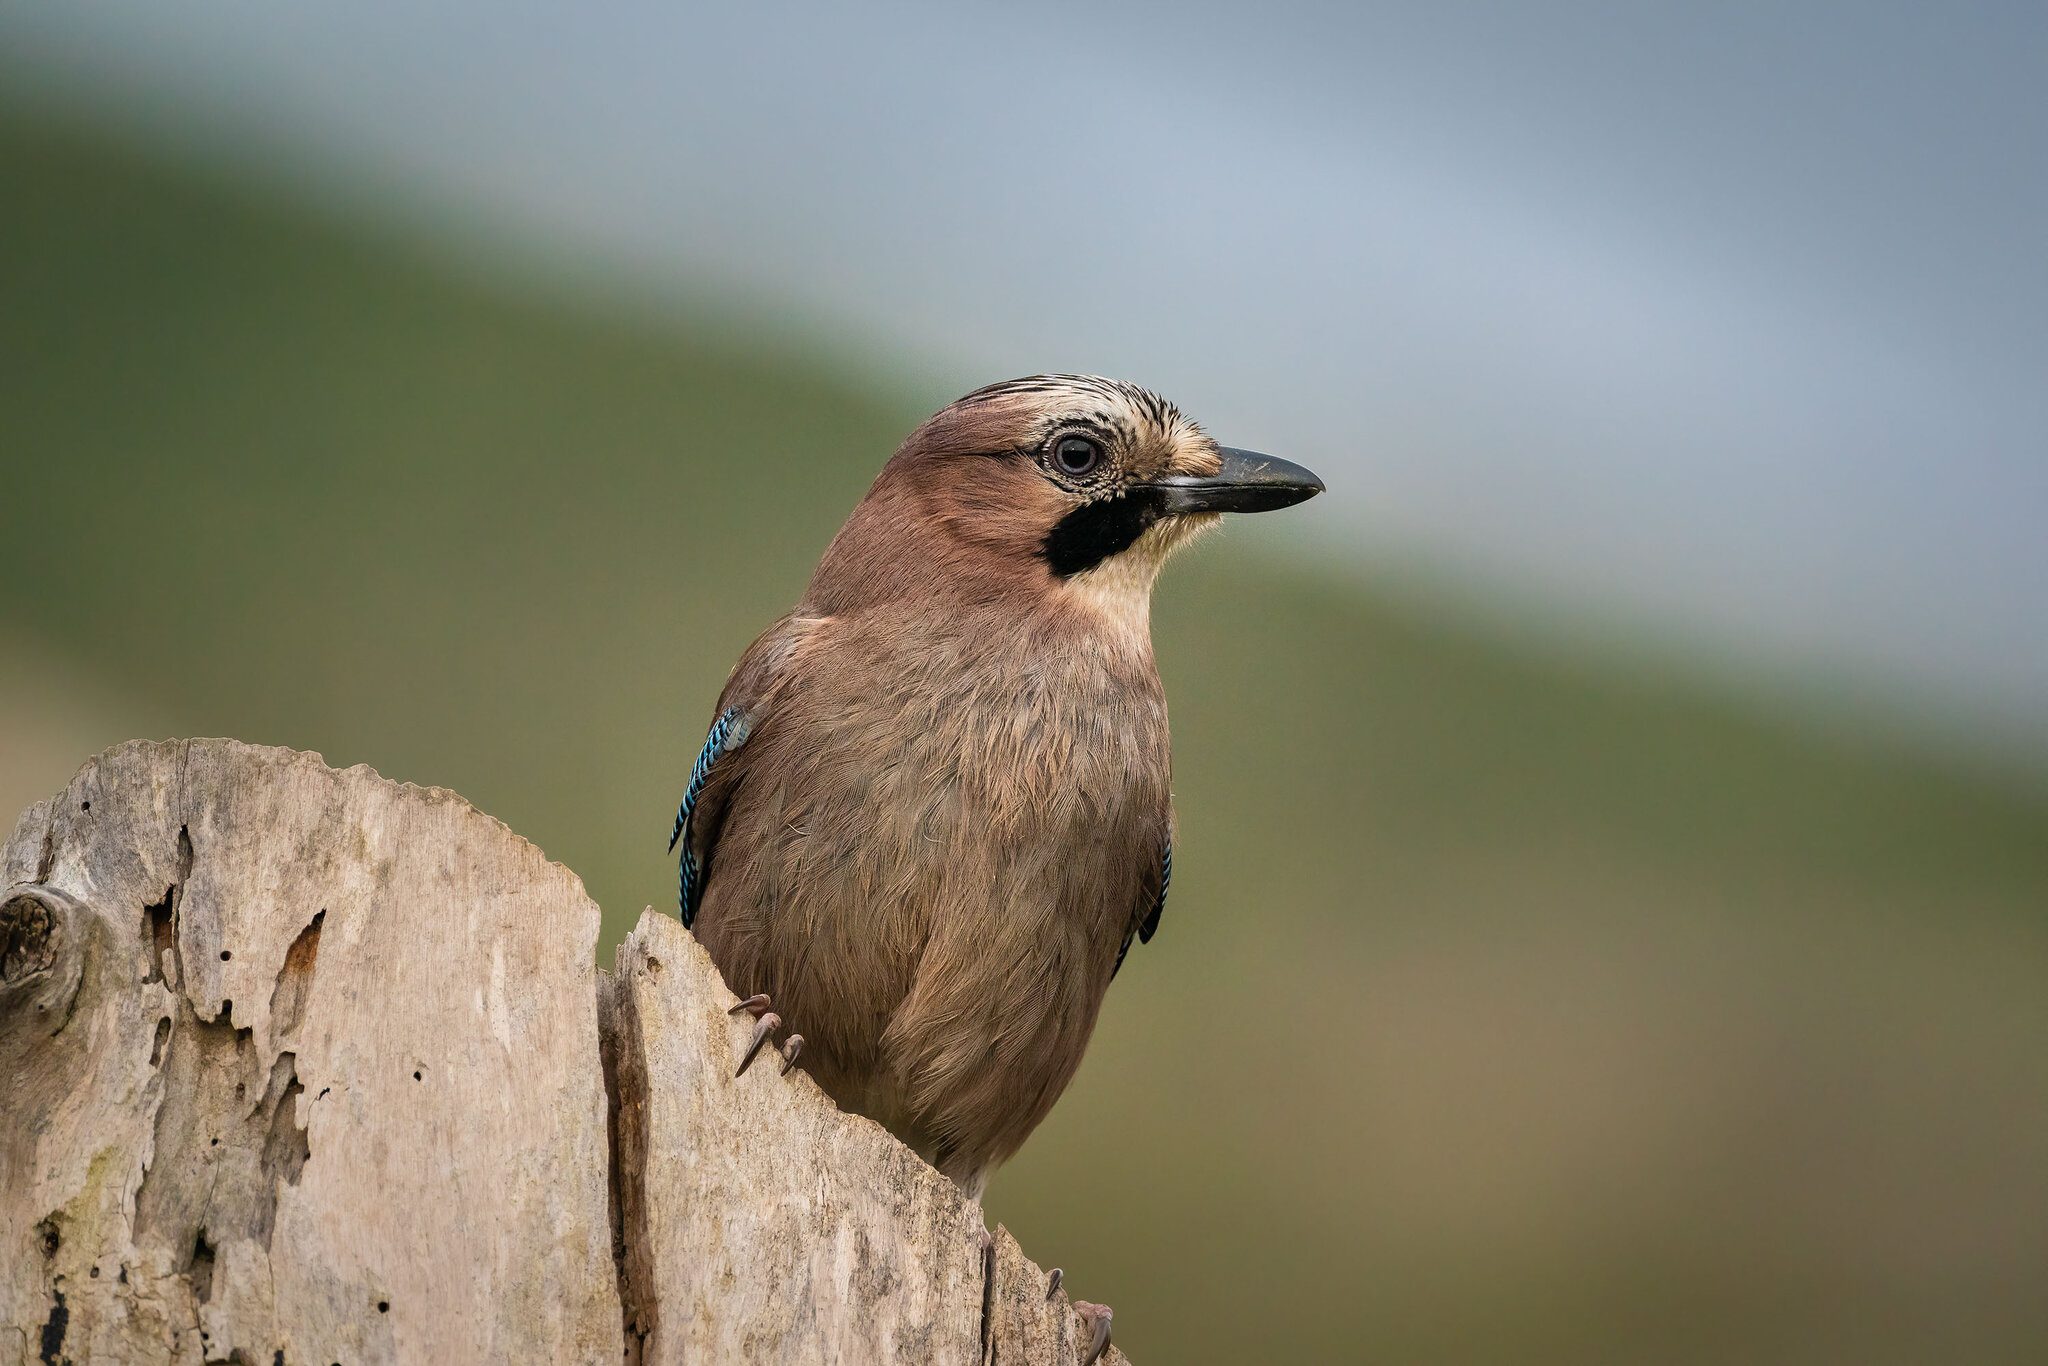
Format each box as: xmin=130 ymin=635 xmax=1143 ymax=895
xmin=1150 ymin=447 xmax=1325 ymax=514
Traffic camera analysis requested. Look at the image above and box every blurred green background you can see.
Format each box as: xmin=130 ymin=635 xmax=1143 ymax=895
xmin=6 ymin=93 xmax=2047 ymax=1365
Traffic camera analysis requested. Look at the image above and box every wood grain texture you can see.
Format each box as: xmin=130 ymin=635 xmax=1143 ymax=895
xmin=2 ymin=740 xmax=1128 ymax=1365
xmin=985 ymin=1226 xmax=1127 ymax=1366
xmin=0 ymin=740 xmax=620 ymax=1364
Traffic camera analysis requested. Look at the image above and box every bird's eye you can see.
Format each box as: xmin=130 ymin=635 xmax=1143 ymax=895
xmin=1052 ymin=436 xmax=1104 ymax=477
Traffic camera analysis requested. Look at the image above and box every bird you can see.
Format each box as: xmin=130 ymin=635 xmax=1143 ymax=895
xmin=668 ymin=373 xmax=1322 ymax=1205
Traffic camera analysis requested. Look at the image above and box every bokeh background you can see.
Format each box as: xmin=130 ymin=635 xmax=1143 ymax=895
xmin=5 ymin=4 xmax=2046 ymax=1361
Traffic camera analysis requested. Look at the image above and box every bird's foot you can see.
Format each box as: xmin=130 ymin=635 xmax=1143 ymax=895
xmin=1072 ymin=1301 xmax=1113 ymax=1365
xmin=729 ymin=994 xmax=785 ymax=1077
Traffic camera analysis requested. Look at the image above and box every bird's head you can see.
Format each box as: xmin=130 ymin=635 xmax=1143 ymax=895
xmin=809 ymin=375 xmax=1323 ymax=627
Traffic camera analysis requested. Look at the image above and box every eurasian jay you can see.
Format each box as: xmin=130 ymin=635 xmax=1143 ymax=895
xmin=670 ymin=375 xmax=1322 ymax=1205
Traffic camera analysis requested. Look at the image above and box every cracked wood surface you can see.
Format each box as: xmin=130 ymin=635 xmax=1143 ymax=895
xmin=2 ymin=740 xmax=1126 ymax=1365
xmin=0 ymin=740 xmax=620 ymax=1364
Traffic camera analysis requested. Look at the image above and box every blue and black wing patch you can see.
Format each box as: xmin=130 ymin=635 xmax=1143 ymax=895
xmin=1113 ymin=836 xmax=1172 ymax=979
xmin=1140 ymin=839 xmax=1171 ymax=944
xmin=669 ymin=706 xmax=750 ymax=928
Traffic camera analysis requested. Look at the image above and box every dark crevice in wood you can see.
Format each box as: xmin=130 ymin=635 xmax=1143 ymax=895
xmin=190 ymin=1230 xmax=217 ymax=1304
xmin=258 ymin=1052 xmax=311 ymax=1205
xmin=142 ymin=887 xmax=176 ymax=988
xmin=979 ymin=1234 xmax=997 ymax=1363
xmin=268 ymin=910 xmax=323 ymax=1040
xmin=2 ymin=890 xmax=61 ymax=989
xmin=37 ymin=1283 xmax=66 ymax=1366
xmin=599 ymin=967 xmax=654 ymax=1366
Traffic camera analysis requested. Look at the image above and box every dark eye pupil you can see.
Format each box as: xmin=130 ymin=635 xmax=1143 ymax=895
xmin=1055 ymin=437 xmax=1101 ymax=475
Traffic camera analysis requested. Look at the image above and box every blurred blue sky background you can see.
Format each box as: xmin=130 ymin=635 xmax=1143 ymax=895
xmin=8 ymin=0 xmax=2044 ymax=762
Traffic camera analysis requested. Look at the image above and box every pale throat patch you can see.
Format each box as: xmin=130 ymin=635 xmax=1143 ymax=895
xmin=1059 ymin=513 xmax=1219 ymax=637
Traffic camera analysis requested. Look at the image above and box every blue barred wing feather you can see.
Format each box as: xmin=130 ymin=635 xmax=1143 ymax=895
xmin=669 ymin=706 xmax=749 ymax=928
xmin=1113 ymin=835 xmax=1172 ymax=979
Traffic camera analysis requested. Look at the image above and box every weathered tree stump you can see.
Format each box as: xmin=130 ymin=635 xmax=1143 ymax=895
xmin=1 ymin=740 xmax=1122 ymax=1365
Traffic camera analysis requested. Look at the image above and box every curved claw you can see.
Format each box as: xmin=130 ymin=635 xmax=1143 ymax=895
xmin=729 ymin=993 xmax=772 ymax=1017
xmin=779 ymin=1034 xmax=805 ymax=1075
xmin=735 ymin=1012 xmax=781 ymax=1076
xmin=1045 ymin=1267 xmax=1063 ymax=1300
xmin=1073 ymin=1301 xmax=1112 ymax=1366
